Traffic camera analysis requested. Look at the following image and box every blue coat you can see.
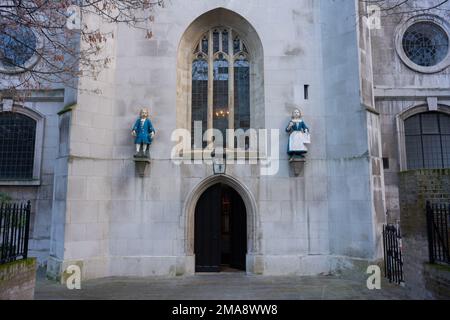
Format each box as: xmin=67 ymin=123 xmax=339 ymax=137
xmin=286 ymin=121 xmax=309 ymax=134
xmin=133 ymin=118 xmax=155 ymax=145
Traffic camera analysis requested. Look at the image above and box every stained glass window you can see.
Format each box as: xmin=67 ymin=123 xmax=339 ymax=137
xmin=402 ymin=22 xmax=449 ymax=67
xmin=0 ymin=113 xmax=36 ymax=180
xmin=0 ymin=26 xmax=37 ymax=68
xmin=191 ymin=27 xmax=250 ymax=149
xmin=405 ymin=112 xmax=450 ymax=169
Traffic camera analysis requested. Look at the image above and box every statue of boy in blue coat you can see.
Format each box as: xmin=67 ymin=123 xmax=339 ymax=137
xmin=132 ymin=108 xmax=155 ymax=158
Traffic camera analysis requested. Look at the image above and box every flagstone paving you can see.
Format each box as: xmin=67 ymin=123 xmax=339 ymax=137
xmin=34 ymin=273 xmax=410 ymax=300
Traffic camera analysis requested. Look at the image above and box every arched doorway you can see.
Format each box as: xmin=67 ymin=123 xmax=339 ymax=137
xmin=194 ymin=183 xmax=247 ymax=272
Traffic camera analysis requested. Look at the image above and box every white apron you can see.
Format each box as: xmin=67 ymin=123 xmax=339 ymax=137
xmin=289 ymin=131 xmax=310 ymax=152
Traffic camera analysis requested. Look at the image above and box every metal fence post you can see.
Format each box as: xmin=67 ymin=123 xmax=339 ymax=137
xmin=426 ymin=201 xmax=435 ymax=264
xmin=0 ymin=201 xmax=32 ymax=264
xmin=23 ymin=201 xmax=31 ymax=260
xmin=383 ymin=224 xmax=404 ymax=285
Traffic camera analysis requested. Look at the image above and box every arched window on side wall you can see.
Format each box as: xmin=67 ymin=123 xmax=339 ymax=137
xmin=191 ymin=27 xmax=250 ymax=147
xmin=0 ymin=107 xmax=43 ymax=181
xmin=405 ymin=112 xmax=450 ymax=169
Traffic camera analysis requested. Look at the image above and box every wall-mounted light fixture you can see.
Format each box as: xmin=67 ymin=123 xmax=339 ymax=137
xmin=212 ymin=148 xmax=226 ymax=175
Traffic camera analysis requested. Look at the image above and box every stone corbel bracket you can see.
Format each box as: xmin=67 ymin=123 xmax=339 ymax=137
xmin=289 ymin=158 xmax=306 ymax=177
xmin=134 ymin=157 xmax=151 ymax=177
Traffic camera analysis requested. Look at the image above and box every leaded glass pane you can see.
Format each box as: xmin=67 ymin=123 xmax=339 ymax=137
xmin=0 ymin=113 xmax=36 ymax=180
xmin=213 ymin=31 xmax=220 ymax=53
xmin=0 ymin=26 xmax=37 ymax=67
xmin=405 ymin=135 xmax=423 ymax=170
xmin=405 ymin=114 xmax=421 ymax=135
xmin=441 ymin=113 xmax=450 ymax=168
xmin=422 ymin=135 xmax=443 ymax=168
xmin=222 ymin=30 xmax=229 ymax=54
xmin=402 ymin=22 xmax=449 ymax=67
xmin=213 ymin=58 xmax=229 ymax=144
xmin=191 ymin=59 xmax=208 ymax=148
xmin=233 ymin=37 xmax=240 ymax=55
xmin=234 ymin=59 xmax=250 ymax=131
xmin=421 ymin=113 xmax=439 ymax=134
xmin=442 ymin=135 xmax=450 ymax=168
xmin=439 ymin=113 xmax=450 ymax=134
xmin=201 ymin=37 xmax=208 ymax=54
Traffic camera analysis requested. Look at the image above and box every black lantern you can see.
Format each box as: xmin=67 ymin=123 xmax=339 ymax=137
xmin=212 ymin=148 xmax=226 ymax=175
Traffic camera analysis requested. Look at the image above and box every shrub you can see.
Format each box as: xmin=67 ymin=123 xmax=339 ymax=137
xmin=0 ymin=192 xmax=12 ymax=204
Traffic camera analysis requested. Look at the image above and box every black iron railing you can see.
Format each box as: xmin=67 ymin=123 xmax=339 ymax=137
xmin=426 ymin=201 xmax=450 ymax=265
xmin=0 ymin=201 xmax=31 ymax=265
xmin=383 ymin=224 xmax=404 ymax=285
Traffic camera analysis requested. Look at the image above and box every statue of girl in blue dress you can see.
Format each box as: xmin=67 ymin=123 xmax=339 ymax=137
xmin=132 ymin=108 xmax=155 ymax=158
xmin=286 ymin=108 xmax=310 ymax=160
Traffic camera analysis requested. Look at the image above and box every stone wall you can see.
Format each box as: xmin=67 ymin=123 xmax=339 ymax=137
xmin=47 ymin=10 xmax=117 ymax=280
xmin=424 ymin=264 xmax=450 ymax=299
xmin=0 ymin=258 xmax=37 ymax=300
xmin=399 ymin=169 xmax=450 ymax=299
xmin=42 ymin=0 xmax=388 ymax=279
xmin=321 ymin=0 xmax=383 ymax=260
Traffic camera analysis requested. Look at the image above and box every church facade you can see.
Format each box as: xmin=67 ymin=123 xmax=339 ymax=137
xmin=0 ymin=0 xmax=449 ymax=280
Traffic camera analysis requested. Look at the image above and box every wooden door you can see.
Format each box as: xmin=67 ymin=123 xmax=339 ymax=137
xmin=230 ymin=189 xmax=247 ymax=270
xmin=194 ymin=184 xmax=221 ymax=272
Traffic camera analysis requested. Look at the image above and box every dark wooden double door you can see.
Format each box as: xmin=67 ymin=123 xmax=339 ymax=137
xmin=194 ymin=184 xmax=247 ymax=272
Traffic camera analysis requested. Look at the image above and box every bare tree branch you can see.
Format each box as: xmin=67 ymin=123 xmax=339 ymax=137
xmin=0 ymin=0 xmax=165 ymax=97
xmin=360 ymin=0 xmax=450 ymax=15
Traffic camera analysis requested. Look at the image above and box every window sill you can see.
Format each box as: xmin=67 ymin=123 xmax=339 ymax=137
xmin=0 ymin=180 xmax=41 ymax=186
xmin=181 ymin=149 xmax=264 ymax=160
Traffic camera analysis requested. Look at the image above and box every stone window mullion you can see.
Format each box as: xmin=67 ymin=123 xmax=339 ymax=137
xmin=228 ymin=28 xmax=235 ymax=132
xmin=207 ymin=30 xmax=214 ymax=143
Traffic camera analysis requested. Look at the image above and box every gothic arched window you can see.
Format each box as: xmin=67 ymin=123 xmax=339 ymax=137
xmin=191 ymin=27 xmax=250 ymax=147
xmin=405 ymin=112 xmax=450 ymax=169
xmin=0 ymin=112 xmax=37 ymax=180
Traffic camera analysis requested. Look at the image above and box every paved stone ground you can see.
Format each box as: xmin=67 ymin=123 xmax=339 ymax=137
xmin=35 ymin=273 xmax=410 ymax=300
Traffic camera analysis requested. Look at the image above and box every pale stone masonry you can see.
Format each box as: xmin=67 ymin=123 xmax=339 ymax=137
xmin=0 ymin=0 xmax=449 ymax=281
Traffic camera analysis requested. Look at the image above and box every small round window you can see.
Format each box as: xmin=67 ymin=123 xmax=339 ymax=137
xmin=402 ymin=22 xmax=449 ymax=67
xmin=0 ymin=26 xmax=38 ymax=72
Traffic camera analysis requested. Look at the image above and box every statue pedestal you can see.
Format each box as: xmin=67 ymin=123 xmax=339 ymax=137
xmin=289 ymin=158 xmax=306 ymax=177
xmin=134 ymin=156 xmax=151 ymax=177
